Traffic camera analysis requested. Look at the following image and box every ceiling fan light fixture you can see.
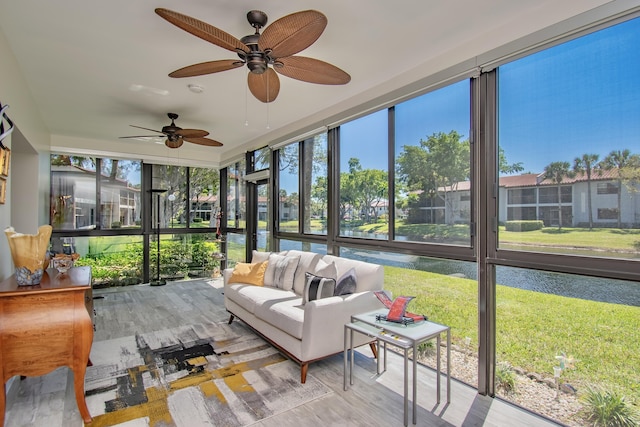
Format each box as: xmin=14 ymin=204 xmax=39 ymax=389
xmin=247 ymin=55 xmax=267 ymax=74
xmin=165 ymin=138 xmax=183 ymax=149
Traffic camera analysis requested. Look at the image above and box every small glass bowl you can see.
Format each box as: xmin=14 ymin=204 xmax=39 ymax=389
xmin=53 ymin=257 xmax=74 ymax=274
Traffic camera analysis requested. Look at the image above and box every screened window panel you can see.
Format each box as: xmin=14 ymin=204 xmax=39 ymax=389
xmin=189 ymin=167 xmax=220 ymax=228
xmin=151 ymin=165 xmax=186 ymax=228
xmin=394 ymin=80 xmax=472 ymax=245
xmin=50 ymin=155 xmax=97 ymax=230
xmin=100 ymin=158 xmax=141 ymax=229
xmin=304 ymin=133 xmax=328 ymax=235
xmin=498 ymin=16 xmax=640 ymax=257
xmin=278 ymin=143 xmax=299 ymax=232
xmin=339 ymin=110 xmax=389 ymax=240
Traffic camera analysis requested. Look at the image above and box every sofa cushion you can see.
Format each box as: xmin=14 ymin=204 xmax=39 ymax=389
xmin=334 ymin=267 xmax=357 ymax=296
xmin=264 ymin=253 xmax=300 ymax=290
xmin=254 ymin=297 xmax=305 ymax=339
xmin=226 ymin=283 xmax=296 ymax=315
xmin=302 ymin=272 xmax=336 ymax=305
xmin=227 ymin=261 xmax=268 ymax=286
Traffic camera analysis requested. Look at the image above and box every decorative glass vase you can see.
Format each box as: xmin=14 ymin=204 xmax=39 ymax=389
xmin=4 ymin=225 xmax=52 ymax=286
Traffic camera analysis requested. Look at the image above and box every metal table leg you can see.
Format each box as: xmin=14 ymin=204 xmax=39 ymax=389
xmin=403 ymin=346 xmax=409 ymax=426
xmin=413 ymin=340 xmax=418 ymax=425
xmin=343 ymin=324 xmax=349 ymax=391
xmin=447 ymin=328 xmax=451 ymax=403
xmin=437 ymin=334 xmax=441 ymax=404
xmin=350 ymin=327 xmax=355 ymax=386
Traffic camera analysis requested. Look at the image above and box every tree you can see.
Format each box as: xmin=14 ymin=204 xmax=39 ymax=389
xmin=499 ymin=147 xmax=524 ymax=175
xmin=543 ymin=161 xmax=575 ymax=229
xmin=311 ymin=176 xmax=328 ymax=218
xmin=278 ymin=135 xmax=328 ymax=229
xmin=573 ymin=154 xmax=600 ymax=229
xmin=600 ymin=149 xmax=633 ymax=228
xmin=339 ymin=158 xmax=387 ymax=223
xmin=396 ymin=131 xmax=470 ymax=224
xmin=618 ymin=154 xmax=640 ymax=196
xmin=190 ymin=167 xmax=220 ymax=224
xmin=51 ymin=155 xmax=94 ymax=169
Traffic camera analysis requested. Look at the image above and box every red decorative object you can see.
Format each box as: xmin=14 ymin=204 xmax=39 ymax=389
xmin=374 ymin=291 xmax=427 ymax=324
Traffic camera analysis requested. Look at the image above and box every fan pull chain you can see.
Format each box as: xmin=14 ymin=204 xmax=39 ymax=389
xmin=266 ymin=102 xmax=270 ymax=130
xmin=244 ymin=75 xmax=249 ymax=127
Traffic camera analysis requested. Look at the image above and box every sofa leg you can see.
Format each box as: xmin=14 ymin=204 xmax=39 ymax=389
xmin=369 ymin=342 xmax=378 ymax=359
xmin=228 ymin=314 xmax=234 ymax=324
xmin=300 ymin=363 xmax=308 ymax=384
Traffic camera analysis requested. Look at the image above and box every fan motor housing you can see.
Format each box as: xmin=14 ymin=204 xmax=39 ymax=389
xmin=162 ymin=125 xmax=180 ymax=134
xmin=246 ymin=53 xmax=267 ymax=74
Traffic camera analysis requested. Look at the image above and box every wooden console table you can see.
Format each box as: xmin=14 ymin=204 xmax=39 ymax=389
xmin=0 ymin=266 xmax=94 ymax=426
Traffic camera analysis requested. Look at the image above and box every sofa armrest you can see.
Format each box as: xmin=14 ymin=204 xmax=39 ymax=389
xmin=301 ymin=291 xmax=384 ymax=360
xmin=222 ymin=268 xmax=234 ymax=286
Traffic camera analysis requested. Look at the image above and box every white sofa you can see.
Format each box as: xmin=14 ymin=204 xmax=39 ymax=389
xmin=223 ymin=249 xmax=384 ymax=383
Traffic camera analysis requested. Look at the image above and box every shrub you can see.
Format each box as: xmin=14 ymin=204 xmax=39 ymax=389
xmin=505 ymin=220 xmax=543 ymax=232
xmin=496 ymin=361 xmax=516 ymax=393
xmin=111 ymin=221 xmax=121 ymax=228
xmin=581 ymin=386 xmax=639 ymax=427
xmin=417 ymin=340 xmax=435 ymax=357
xmin=192 ymin=217 xmax=203 ymax=223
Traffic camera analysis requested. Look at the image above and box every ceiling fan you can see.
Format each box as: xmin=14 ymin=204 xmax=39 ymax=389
xmin=120 ymin=113 xmax=223 ymax=149
xmin=155 ymin=8 xmax=351 ymax=103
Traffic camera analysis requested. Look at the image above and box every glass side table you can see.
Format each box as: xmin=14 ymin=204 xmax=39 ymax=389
xmin=344 ymin=309 xmax=451 ymax=426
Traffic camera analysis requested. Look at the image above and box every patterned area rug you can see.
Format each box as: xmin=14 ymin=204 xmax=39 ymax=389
xmin=84 ymin=320 xmax=331 ymax=426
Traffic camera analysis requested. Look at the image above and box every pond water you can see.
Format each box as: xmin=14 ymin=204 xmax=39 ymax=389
xmin=265 ymin=233 xmax=640 ymax=307
xmin=340 ymin=247 xmax=640 ymax=307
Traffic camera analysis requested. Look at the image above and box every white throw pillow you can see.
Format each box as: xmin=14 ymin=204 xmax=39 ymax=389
xmin=251 ymin=250 xmax=271 ymax=263
xmin=313 ymin=258 xmax=337 ymax=280
xmin=264 ymin=253 xmax=300 ymax=290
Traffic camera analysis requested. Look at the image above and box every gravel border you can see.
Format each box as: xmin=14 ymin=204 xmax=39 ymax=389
xmin=415 ymin=344 xmax=588 ymax=426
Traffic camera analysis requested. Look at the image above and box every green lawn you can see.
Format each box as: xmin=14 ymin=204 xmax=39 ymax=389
xmin=357 ymin=221 xmax=640 ymax=253
xmin=499 ymin=226 xmax=640 ymax=252
xmin=383 ymin=266 xmax=640 ymax=401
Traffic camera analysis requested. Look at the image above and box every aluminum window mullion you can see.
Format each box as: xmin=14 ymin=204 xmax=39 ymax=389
xmin=477 ymin=70 xmax=498 ymax=397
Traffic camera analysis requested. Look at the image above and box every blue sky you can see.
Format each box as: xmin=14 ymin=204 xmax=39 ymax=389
xmin=338 ymin=16 xmax=640 ymax=175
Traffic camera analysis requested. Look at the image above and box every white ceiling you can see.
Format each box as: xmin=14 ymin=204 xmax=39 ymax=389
xmin=0 ymin=0 xmax=631 ymax=166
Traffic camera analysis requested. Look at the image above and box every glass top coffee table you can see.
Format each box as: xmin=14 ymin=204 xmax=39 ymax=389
xmin=344 ymin=309 xmax=451 ymax=426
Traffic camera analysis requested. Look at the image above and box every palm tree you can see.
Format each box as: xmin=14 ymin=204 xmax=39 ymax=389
xmin=600 ymin=149 xmax=632 ymax=229
xmin=573 ymin=154 xmax=600 ymax=230
xmin=543 ymin=161 xmax=576 ymax=229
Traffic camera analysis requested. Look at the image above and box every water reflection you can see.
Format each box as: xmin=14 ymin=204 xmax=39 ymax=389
xmin=339 ymin=247 xmax=640 ymax=308
xmin=270 ymin=235 xmax=640 ymax=307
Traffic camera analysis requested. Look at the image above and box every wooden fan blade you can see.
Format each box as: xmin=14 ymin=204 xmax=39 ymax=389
xmin=259 ymin=10 xmax=327 ymax=58
xmin=248 ymin=68 xmax=280 ymax=103
xmin=129 ymin=125 xmax=163 ymax=134
xmin=169 ymin=60 xmax=243 ymax=78
xmin=155 ymin=8 xmax=248 ymax=53
xmin=276 ymin=56 xmax=351 ymax=85
xmin=119 ymin=135 xmax=162 ymax=139
xmin=176 ymin=128 xmax=209 ymax=138
xmin=165 ymin=138 xmax=184 ymax=149
xmin=184 ymin=137 xmax=223 ymax=147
